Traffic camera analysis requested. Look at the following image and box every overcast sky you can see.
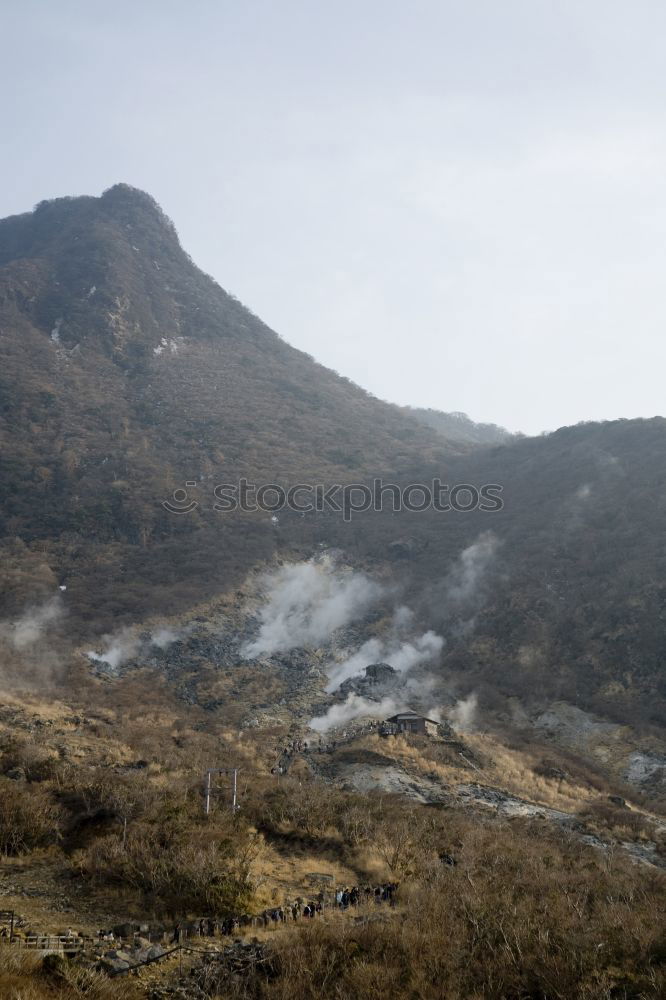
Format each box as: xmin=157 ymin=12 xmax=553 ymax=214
xmin=3 ymin=1 xmax=666 ymax=434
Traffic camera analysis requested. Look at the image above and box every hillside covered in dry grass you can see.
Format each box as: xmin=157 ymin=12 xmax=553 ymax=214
xmin=0 ymin=687 xmax=665 ymax=999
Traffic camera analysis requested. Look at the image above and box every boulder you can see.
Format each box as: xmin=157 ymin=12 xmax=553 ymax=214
xmin=105 ymin=949 xmax=132 ymax=962
xmin=338 ymin=662 xmax=400 ymax=699
xmin=100 ymin=957 xmax=130 ymax=973
xmin=113 ymin=922 xmax=138 ymax=938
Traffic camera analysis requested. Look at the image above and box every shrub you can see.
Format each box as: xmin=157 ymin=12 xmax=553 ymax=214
xmin=76 ymin=802 xmax=260 ymax=914
xmin=216 ymin=821 xmax=666 ymax=1000
xmin=0 ymin=778 xmax=64 ymax=855
xmin=0 ymin=950 xmax=141 ymax=999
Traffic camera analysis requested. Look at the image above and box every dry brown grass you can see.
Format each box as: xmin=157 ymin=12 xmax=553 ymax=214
xmin=356 ymin=728 xmax=639 ymax=818
xmin=0 ymin=951 xmax=141 ymax=1000
xmin=1 ymin=687 xmax=664 ymax=998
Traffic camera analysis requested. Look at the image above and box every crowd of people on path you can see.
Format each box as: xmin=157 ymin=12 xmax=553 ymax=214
xmin=170 ymin=902 xmax=323 ymax=943
xmin=169 ymin=882 xmax=399 ymax=943
xmin=1 ymin=877 xmax=400 ymax=962
xmin=335 ymin=883 xmax=398 ymax=908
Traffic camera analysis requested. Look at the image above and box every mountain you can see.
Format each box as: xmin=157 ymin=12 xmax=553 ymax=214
xmin=290 ymin=415 xmax=666 ymax=729
xmin=2 ymin=186 xmax=666 ymax=1000
xmin=0 ymin=185 xmax=461 ymax=629
xmin=412 ymin=418 xmax=666 ymax=729
xmin=2 ymin=186 xmax=666 ymax=734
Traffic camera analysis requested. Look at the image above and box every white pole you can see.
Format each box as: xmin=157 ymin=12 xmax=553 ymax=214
xmin=204 ymin=766 xmax=240 ymax=815
xmin=205 ymin=769 xmax=212 ymax=815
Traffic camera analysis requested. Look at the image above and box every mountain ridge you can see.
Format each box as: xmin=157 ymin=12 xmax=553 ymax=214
xmin=404 ymin=406 xmax=519 ymax=447
xmin=0 ymin=184 xmax=466 ymax=628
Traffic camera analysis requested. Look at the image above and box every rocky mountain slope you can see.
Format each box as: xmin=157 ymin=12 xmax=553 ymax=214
xmin=0 ymin=185 xmax=461 ymax=631
xmin=1 ymin=185 xmax=666 ymax=737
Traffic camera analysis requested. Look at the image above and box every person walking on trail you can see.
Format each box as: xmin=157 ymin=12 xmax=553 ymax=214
xmin=171 ymin=922 xmax=182 ymax=944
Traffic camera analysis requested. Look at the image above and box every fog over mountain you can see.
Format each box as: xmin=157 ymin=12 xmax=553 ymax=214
xmin=404 ymin=408 xmax=517 ymax=448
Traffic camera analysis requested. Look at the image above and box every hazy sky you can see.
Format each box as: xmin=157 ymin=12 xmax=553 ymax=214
xmin=3 ymin=1 xmax=666 ymax=434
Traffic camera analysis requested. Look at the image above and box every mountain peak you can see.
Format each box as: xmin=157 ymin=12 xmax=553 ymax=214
xmin=0 ymin=185 xmax=181 ymax=269
xmin=97 ymin=183 xmax=179 ymax=234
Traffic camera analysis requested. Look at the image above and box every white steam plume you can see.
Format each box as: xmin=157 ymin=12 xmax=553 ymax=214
xmin=87 ymin=622 xmax=186 ymax=670
xmin=310 ymin=694 xmax=401 ymax=732
xmin=0 ymin=596 xmax=65 ymax=650
xmin=392 ymin=605 xmax=415 ymax=630
xmin=87 ymin=627 xmax=141 ymax=671
xmin=325 ymin=630 xmax=444 ymax=693
xmin=449 ymin=693 xmax=478 ymax=731
xmin=445 ymin=532 xmax=498 ymax=606
xmin=311 ymin=675 xmax=445 ymax=732
xmin=241 ymin=556 xmax=382 ymax=658
xmin=150 ymin=626 xmax=182 ymax=649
